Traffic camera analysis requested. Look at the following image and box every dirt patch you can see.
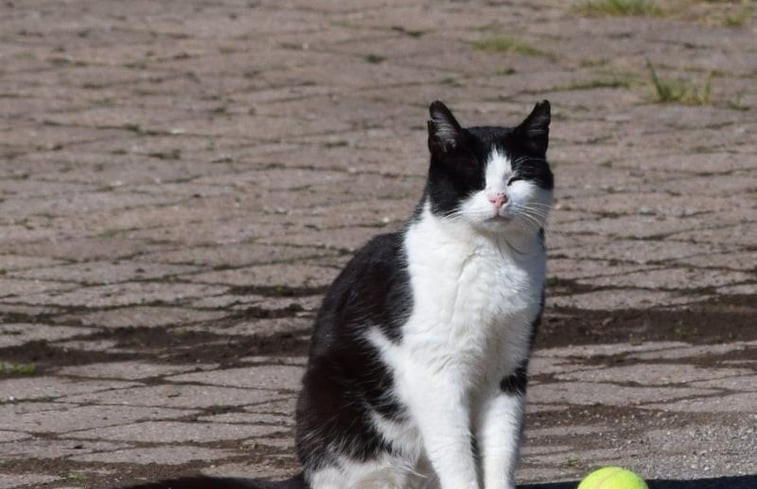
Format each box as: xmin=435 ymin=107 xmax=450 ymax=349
xmin=538 ymin=293 xmax=756 ymax=349
xmin=2 ymin=291 xmax=754 ymax=375
xmin=1 ymin=288 xmax=754 ymax=489
xmin=0 ymin=325 xmax=311 ymax=371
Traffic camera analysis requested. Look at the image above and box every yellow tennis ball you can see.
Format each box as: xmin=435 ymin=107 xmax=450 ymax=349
xmin=577 ymin=466 xmax=649 ymax=489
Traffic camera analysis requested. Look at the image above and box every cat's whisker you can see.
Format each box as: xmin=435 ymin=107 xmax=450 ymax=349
xmin=524 ymin=209 xmax=550 ymax=224
xmin=516 ymin=203 xmax=549 ymax=212
xmin=520 ymin=212 xmax=548 ymax=225
xmin=517 ymin=213 xmax=543 ymax=230
xmin=513 ymin=205 xmax=547 ymax=218
xmin=517 ymin=204 xmax=551 ymax=216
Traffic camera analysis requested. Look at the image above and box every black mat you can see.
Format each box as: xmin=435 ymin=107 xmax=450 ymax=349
xmin=521 ymin=475 xmax=757 ymax=489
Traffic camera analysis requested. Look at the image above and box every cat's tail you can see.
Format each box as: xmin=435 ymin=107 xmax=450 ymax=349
xmin=113 ymin=473 xmax=307 ymax=489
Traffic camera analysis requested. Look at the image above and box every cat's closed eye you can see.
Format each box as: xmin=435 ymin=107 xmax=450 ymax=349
xmin=507 ymin=176 xmax=523 ymax=185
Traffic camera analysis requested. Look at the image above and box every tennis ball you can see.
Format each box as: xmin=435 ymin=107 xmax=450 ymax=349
xmin=577 ymin=466 xmax=648 ymax=489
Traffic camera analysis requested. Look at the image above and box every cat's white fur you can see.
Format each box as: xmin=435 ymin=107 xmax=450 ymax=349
xmin=309 ymin=150 xmax=550 ymax=489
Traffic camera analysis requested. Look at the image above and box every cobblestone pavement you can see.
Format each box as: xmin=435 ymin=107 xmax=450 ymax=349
xmin=1 ymin=1 xmax=756 ymax=488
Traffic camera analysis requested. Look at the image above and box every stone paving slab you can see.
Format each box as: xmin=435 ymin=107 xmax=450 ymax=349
xmin=0 ymin=475 xmax=59 ymax=489
xmin=553 ymin=363 xmax=751 ymax=385
xmin=0 ymin=405 xmax=195 ymax=434
xmin=0 ymin=439 xmax=131 ymax=461
xmin=0 ymin=431 xmax=31 ymax=443
xmin=0 ymin=323 xmax=90 ymax=348
xmin=68 ymin=446 xmax=239 ymax=466
xmin=529 ymin=382 xmax=718 ymax=406
xmin=57 ymin=362 xmax=217 ymax=381
xmin=1 ymin=0 xmax=756 ymax=488
xmin=167 ymin=365 xmax=304 ymax=391
xmin=71 ymin=307 xmax=229 ymax=329
xmin=60 ymin=385 xmax=288 ymax=410
xmin=65 ymin=421 xmax=286 ymax=444
xmin=1 ymin=378 xmax=140 ymax=403
xmin=643 ymin=393 xmax=757 ymax=413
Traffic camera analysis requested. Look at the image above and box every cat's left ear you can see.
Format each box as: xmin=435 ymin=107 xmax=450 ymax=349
xmin=428 ymin=101 xmax=465 ymax=155
xmin=516 ymin=100 xmax=550 ymax=154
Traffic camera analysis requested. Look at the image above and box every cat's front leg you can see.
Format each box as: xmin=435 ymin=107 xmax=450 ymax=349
xmin=476 ymin=367 xmax=528 ymax=489
xmin=403 ymin=367 xmax=480 ymax=489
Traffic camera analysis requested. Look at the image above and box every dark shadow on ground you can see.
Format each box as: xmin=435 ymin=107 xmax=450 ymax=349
xmin=521 ymin=474 xmax=757 ymax=489
xmin=114 ymin=474 xmax=757 ymax=489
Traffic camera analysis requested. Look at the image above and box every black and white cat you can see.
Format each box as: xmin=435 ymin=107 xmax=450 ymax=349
xmin=120 ymin=100 xmax=553 ymax=489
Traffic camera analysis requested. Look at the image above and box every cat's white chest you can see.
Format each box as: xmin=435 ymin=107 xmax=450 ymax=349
xmin=399 ymin=213 xmax=545 ymax=382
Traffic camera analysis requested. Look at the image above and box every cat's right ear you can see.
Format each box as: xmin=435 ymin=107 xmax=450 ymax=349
xmin=428 ymin=101 xmax=464 ymax=155
xmin=516 ymin=100 xmax=550 ymax=154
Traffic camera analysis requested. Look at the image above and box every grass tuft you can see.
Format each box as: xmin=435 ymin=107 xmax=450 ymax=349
xmin=472 ymin=36 xmax=551 ymax=58
xmin=496 ymin=67 xmax=517 ymax=76
xmin=1 ymin=362 xmax=37 ymax=376
xmin=726 ymin=95 xmax=750 ymax=111
xmin=63 ymin=471 xmax=87 ymax=482
xmin=390 ymin=26 xmax=425 ymax=38
xmin=723 ymin=0 xmax=753 ymax=26
xmin=147 ymin=148 xmax=182 ymax=160
xmin=574 ymin=0 xmax=661 ymax=16
xmin=363 ymin=54 xmax=386 ymax=64
xmin=647 ymin=60 xmax=712 ymax=105
xmin=565 ymin=457 xmax=583 ymax=468
xmin=554 ymin=76 xmax=633 ymax=91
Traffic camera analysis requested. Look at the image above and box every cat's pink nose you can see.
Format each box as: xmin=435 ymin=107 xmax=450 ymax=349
xmin=489 ymin=193 xmax=507 ymax=208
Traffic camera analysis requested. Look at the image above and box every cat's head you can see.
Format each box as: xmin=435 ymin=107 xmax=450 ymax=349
xmin=425 ymin=100 xmax=553 ymax=236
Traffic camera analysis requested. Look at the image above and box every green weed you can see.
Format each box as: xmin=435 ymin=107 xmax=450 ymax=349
xmin=566 ymin=457 xmax=583 ymax=468
xmin=574 ymin=0 xmax=661 ymax=16
xmin=0 ymin=362 xmax=37 ymax=376
xmin=554 ymin=76 xmax=633 ymax=91
xmin=647 ymin=61 xmax=712 ymax=105
xmin=63 ymin=471 xmax=86 ymax=482
xmin=726 ymin=95 xmax=750 ymax=111
xmin=673 ymin=319 xmax=698 ymax=338
xmin=390 ymin=26 xmax=425 ymax=38
xmin=363 ymin=54 xmax=386 ymax=64
xmin=147 ymin=148 xmax=182 ymax=160
xmin=723 ymin=0 xmax=753 ymax=26
xmin=496 ymin=67 xmax=517 ymax=76
xmin=472 ymin=36 xmax=551 ymax=58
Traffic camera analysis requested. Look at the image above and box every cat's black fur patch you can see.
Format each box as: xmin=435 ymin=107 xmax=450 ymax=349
xmin=500 ymin=289 xmax=545 ymax=397
xmin=295 ymin=233 xmax=411 ymax=471
xmin=500 ymin=362 xmax=529 ymax=396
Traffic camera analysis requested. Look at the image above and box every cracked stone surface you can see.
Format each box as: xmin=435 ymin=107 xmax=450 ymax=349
xmin=0 ymin=1 xmax=756 ymax=489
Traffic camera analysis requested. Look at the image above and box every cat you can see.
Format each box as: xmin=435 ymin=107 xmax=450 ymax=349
xmin=117 ymin=100 xmax=553 ymax=489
